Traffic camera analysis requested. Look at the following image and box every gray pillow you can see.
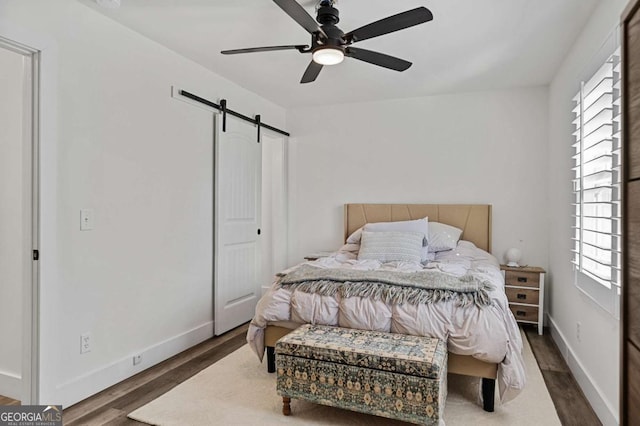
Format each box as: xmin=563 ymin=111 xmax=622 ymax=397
xmin=357 ymin=231 xmax=423 ymax=264
xmin=428 ymin=222 xmax=463 ymax=252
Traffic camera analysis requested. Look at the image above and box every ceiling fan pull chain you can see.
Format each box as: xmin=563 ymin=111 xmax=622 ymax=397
xmin=220 ymin=99 xmax=227 ymax=132
xmin=255 ymin=114 xmax=261 ymax=143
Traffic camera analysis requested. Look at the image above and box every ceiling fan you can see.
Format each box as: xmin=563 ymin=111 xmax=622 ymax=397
xmin=221 ymin=0 xmax=433 ymax=84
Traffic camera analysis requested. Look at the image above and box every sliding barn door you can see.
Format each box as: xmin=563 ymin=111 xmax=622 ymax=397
xmin=214 ymin=113 xmax=262 ymax=335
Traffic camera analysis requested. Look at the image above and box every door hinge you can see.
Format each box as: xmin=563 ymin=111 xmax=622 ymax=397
xmin=33 ymin=249 xmax=39 ymax=260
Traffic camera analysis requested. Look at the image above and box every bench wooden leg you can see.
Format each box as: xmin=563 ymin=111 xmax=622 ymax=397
xmin=282 ymin=396 xmax=291 ymax=416
xmin=267 ymin=346 xmax=276 ymax=373
xmin=482 ymin=378 xmax=495 ymax=412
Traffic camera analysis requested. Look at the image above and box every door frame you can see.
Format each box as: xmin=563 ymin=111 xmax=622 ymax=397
xmin=260 ymin=131 xmax=289 ymax=295
xmin=0 ymin=36 xmax=40 ymax=405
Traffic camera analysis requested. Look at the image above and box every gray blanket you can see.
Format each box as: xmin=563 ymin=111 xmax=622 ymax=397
xmin=277 ymin=264 xmax=494 ymax=307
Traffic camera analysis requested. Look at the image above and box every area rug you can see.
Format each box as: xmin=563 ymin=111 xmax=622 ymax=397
xmin=129 ymin=332 xmax=560 ymax=425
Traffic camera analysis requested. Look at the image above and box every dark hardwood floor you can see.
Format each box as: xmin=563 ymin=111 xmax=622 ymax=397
xmin=60 ymin=324 xmax=600 ymax=425
xmin=524 ymin=326 xmax=601 ymax=426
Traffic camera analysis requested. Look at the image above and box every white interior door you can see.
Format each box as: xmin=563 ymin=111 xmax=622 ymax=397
xmin=214 ymin=113 xmax=262 ymax=335
xmin=0 ymin=41 xmax=37 ymax=403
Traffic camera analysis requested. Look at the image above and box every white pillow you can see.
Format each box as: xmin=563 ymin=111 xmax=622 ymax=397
xmin=357 ymin=231 xmax=423 ymax=264
xmin=428 ymin=222 xmax=463 ymax=252
xmin=363 ymin=218 xmax=428 ymax=246
xmin=346 ymin=227 xmax=363 ymax=244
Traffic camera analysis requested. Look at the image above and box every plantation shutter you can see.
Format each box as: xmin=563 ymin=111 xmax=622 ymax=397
xmin=572 ymin=47 xmax=621 ymax=288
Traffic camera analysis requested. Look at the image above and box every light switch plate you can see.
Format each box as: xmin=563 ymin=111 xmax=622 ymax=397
xmin=80 ymin=209 xmax=94 ymax=231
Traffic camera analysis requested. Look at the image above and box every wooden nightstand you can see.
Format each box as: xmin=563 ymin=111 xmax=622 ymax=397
xmin=500 ymin=265 xmax=545 ymax=335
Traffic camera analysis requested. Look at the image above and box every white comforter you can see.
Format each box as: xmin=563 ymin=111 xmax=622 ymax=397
xmin=247 ymin=241 xmax=525 ymax=403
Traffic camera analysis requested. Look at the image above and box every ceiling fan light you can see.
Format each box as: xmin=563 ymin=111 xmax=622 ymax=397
xmin=312 ymin=47 xmax=344 ymax=65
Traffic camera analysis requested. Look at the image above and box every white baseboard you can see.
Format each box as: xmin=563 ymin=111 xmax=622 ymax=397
xmin=547 ymin=315 xmax=619 ymax=426
xmin=0 ymin=370 xmax=21 ymax=400
xmin=52 ymin=321 xmax=214 ymax=408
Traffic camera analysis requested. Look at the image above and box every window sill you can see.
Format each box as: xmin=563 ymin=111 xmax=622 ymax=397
xmin=574 ymin=269 xmax=620 ymax=319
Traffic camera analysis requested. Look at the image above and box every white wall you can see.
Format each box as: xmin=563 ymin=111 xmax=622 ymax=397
xmin=0 ymin=0 xmax=285 ymax=407
xmin=547 ymin=1 xmax=626 ymax=424
xmin=287 ymin=87 xmax=549 ymax=269
xmin=0 ymin=46 xmax=25 ymax=400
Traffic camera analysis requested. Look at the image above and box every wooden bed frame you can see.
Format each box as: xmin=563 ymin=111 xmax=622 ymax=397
xmin=264 ymin=203 xmax=498 ymax=411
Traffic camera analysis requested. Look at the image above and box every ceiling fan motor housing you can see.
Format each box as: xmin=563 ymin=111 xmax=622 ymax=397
xmin=320 ymin=25 xmax=344 ymax=42
xmin=315 ymin=5 xmax=344 ymax=52
xmin=316 ymin=5 xmax=340 ymax=26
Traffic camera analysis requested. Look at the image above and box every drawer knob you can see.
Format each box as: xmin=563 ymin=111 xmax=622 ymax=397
xmin=517 ymin=293 xmax=527 ymax=300
xmin=517 ymin=277 xmax=528 ymax=283
xmin=516 ymin=310 xmax=526 ymax=316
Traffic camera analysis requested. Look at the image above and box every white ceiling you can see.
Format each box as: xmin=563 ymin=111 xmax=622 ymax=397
xmin=80 ymin=0 xmax=599 ymax=108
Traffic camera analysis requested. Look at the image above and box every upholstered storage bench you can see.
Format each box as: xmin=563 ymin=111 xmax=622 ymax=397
xmin=275 ymin=324 xmax=447 ymax=425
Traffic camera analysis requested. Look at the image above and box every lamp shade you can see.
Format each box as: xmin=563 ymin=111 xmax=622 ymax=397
xmin=505 ymin=248 xmax=522 ymax=267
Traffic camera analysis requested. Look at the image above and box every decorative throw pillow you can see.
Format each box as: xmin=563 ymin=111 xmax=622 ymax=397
xmin=357 ymin=231 xmax=423 ymax=263
xmin=356 ymin=218 xmax=429 ymax=261
xmin=428 ymin=222 xmax=463 ymax=252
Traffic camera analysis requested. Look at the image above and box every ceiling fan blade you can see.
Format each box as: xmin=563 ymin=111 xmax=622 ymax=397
xmin=300 ymin=60 xmax=323 ymax=83
xmin=221 ymin=45 xmax=308 ymax=55
xmin=344 ymin=7 xmax=433 ymax=44
xmin=345 ymin=47 xmax=412 ymax=71
xmin=273 ymin=0 xmax=327 ymax=38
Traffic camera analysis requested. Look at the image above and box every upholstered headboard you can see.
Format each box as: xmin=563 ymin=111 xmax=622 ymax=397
xmin=344 ymin=204 xmax=492 ymax=252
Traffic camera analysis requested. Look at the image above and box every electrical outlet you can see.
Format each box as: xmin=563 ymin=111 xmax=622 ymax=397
xmin=80 ymin=332 xmax=92 ymax=354
xmin=133 ymin=354 xmax=142 ymax=365
xmin=576 ymin=322 xmax=581 ymax=342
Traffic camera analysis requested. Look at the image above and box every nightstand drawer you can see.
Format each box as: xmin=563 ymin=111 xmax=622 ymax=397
xmin=510 ymin=305 xmax=539 ymax=322
xmin=501 ymin=264 xmax=545 ymax=335
xmin=505 ymin=287 xmax=539 ymax=305
xmin=505 ymin=270 xmax=540 ymax=288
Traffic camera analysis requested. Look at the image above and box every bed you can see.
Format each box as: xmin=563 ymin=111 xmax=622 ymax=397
xmin=247 ymin=203 xmax=525 ymax=412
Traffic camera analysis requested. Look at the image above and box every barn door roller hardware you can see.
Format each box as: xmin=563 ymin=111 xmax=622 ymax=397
xmin=179 ymin=90 xmax=290 ymax=140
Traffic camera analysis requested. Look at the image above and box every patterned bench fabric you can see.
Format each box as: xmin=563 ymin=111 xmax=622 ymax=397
xmin=275 ymin=324 xmax=446 ymax=379
xmin=275 ymin=325 xmax=447 ymax=425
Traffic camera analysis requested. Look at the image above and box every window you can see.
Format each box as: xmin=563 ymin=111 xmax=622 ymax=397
xmin=572 ymin=47 xmax=621 ymax=296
